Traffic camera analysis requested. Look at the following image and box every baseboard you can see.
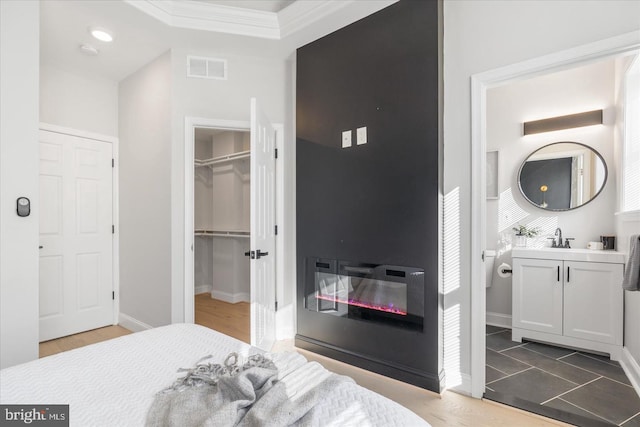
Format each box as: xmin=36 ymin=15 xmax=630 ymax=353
xmin=445 ymin=371 xmax=472 ymax=395
xmin=118 ymin=313 xmax=153 ymax=332
xmin=295 ymin=335 xmax=442 ymax=393
xmin=195 ymin=284 xmax=212 ymax=295
xmin=620 ymin=347 xmax=640 ymax=398
xmin=486 ymin=312 xmax=512 ymax=329
xmin=211 ymin=290 xmax=250 ymax=304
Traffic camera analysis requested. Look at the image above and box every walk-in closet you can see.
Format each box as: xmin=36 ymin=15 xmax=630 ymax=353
xmin=194 ymin=127 xmax=251 ymax=341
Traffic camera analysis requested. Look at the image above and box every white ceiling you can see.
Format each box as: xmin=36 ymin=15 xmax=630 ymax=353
xmin=191 ymin=1 xmax=296 ymax=13
xmin=41 ymin=1 xmax=173 ymax=82
xmin=40 ymin=0 xmax=397 ymax=82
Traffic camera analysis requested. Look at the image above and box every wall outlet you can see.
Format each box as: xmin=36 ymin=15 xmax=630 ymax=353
xmin=356 ymin=126 xmax=367 ymax=145
xmin=342 ymin=130 xmax=352 ymax=148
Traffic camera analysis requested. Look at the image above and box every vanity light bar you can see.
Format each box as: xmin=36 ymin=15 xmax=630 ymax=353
xmin=523 ymin=109 xmax=603 ymax=135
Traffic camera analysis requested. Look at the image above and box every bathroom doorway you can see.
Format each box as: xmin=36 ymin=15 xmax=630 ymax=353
xmin=472 ymin=35 xmax=640 ymax=425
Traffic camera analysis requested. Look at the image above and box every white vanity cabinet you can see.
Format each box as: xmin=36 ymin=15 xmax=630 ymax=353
xmin=512 ymin=258 xmax=564 ymax=335
xmin=512 ymin=248 xmax=624 ymax=360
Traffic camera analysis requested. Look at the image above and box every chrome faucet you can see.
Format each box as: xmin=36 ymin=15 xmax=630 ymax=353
xmin=554 ymin=228 xmax=563 ymax=248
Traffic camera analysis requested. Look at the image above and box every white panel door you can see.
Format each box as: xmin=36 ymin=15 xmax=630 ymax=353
xmin=39 ymin=130 xmax=113 ymax=342
xmin=563 ymin=261 xmax=623 ymax=345
xmin=249 ymin=98 xmax=276 ymax=351
xmin=512 ymin=258 xmax=563 ymax=335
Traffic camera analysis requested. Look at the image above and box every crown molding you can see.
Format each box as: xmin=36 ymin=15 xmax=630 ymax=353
xmin=277 ymin=0 xmax=356 ymax=39
xmin=124 ymin=0 xmax=280 ymax=39
xmin=124 ymin=0 xmax=365 ymax=40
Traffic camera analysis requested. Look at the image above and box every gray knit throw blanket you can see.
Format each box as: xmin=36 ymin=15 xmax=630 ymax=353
xmin=145 ymin=351 xmax=352 ymax=427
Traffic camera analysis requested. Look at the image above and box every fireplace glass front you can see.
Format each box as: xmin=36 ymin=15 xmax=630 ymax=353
xmin=305 ymin=258 xmax=424 ymax=331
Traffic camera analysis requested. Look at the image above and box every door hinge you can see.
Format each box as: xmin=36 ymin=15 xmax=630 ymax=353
xmin=112 ymin=291 xmax=115 ymax=300
xmin=275 ymin=301 xmax=278 ymax=311
xmin=274 ymin=148 xmax=278 ymax=159
xmin=112 ymin=158 xmax=115 ymax=168
xmin=112 ymin=225 xmax=115 ymax=234
xmin=274 ymin=225 xmax=278 ymax=235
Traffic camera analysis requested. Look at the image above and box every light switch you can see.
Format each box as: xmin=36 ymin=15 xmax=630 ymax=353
xmin=357 ymin=126 xmax=367 ymax=145
xmin=342 ymin=130 xmax=352 ymax=148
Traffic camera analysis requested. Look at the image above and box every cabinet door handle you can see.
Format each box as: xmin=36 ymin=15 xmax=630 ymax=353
xmin=557 ymin=265 xmax=560 ymax=282
xmin=567 ymin=266 xmax=570 ymax=283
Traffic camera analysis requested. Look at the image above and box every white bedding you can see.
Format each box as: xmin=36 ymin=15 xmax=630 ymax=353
xmin=0 ymin=324 xmax=429 ymax=426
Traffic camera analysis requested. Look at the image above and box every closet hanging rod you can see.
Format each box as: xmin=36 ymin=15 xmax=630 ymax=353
xmin=194 ymin=150 xmax=250 ymax=167
xmin=195 ymin=229 xmax=250 ymax=238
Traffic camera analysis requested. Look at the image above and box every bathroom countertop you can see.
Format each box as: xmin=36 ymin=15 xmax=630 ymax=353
xmin=512 ymin=247 xmax=625 ymax=263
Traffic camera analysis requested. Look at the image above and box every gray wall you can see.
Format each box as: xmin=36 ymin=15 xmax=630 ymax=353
xmin=0 ymin=0 xmax=40 ymax=368
xmin=40 ymin=64 xmax=118 ymax=137
xmin=170 ymin=48 xmax=287 ymax=323
xmin=118 ymin=51 xmax=173 ymax=327
xmin=443 ymin=0 xmax=640 ymax=390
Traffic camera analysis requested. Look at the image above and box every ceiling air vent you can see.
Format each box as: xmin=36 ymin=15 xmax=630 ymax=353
xmin=187 ymin=56 xmax=227 ymax=80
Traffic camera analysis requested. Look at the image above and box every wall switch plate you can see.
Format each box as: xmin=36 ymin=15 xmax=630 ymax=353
xmin=342 ymin=130 xmax=352 ymax=148
xmin=356 ymin=126 xmax=367 ymax=145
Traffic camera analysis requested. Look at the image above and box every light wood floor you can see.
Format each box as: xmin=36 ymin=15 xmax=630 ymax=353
xmin=39 ymin=300 xmax=568 ymax=427
xmin=39 ymin=325 xmax=131 ymax=358
xmin=194 ymin=293 xmax=250 ymax=343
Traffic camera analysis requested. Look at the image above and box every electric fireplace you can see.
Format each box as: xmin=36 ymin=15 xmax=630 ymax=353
xmin=305 ymin=258 xmax=424 ymax=331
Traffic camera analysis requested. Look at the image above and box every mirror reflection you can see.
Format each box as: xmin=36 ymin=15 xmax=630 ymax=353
xmin=517 ymin=142 xmax=607 ymax=211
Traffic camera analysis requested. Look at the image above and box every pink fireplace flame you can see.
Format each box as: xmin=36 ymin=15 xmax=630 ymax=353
xmin=315 ymin=294 xmax=407 ymax=315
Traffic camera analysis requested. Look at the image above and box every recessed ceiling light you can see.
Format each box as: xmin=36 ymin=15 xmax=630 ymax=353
xmin=89 ymin=27 xmax=113 ymax=43
xmin=79 ymin=44 xmax=99 ymax=56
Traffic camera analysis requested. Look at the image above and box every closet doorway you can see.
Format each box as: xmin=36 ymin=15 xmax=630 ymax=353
xmin=194 ymin=127 xmax=251 ymax=342
xmin=185 ymin=99 xmax=279 ymax=352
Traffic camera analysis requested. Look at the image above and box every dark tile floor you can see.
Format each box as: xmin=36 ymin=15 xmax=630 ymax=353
xmin=485 ymin=326 xmax=640 ymax=426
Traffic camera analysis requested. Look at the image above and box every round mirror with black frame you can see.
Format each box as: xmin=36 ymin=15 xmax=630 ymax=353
xmin=517 ymin=141 xmax=607 ymax=211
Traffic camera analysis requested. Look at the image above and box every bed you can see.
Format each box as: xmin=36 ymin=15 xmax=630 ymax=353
xmin=0 ymin=323 xmax=429 ymax=426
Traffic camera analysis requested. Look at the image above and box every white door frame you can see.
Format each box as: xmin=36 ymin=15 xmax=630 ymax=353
xmin=38 ymin=122 xmax=120 ymax=326
xmin=183 ymin=116 xmax=284 ymax=325
xmin=469 ymin=31 xmax=640 ymax=398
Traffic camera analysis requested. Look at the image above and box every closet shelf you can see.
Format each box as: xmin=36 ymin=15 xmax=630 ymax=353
xmin=195 ymin=150 xmax=250 ymax=168
xmin=195 ymin=229 xmax=250 ymax=238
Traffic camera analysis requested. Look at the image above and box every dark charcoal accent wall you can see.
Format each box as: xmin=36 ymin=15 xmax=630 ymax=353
xmin=520 ymin=158 xmax=572 ymax=210
xmin=296 ymin=0 xmax=442 ymax=392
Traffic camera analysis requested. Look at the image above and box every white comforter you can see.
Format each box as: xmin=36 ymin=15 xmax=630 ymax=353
xmin=0 ymin=324 xmax=429 ymax=426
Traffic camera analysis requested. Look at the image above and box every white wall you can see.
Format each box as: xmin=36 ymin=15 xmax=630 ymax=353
xmin=0 ymin=0 xmax=40 ymax=369
xmin=613 ymin=55 xmax=640 ymax=368
xmin=282 ymin=55 xmax=297 ymax=333
xmin=486 ymin=59 xmax=617 ymax=318
xmin=443 ymin=0 xmax=640 ymax=392
xmin=40 ymin=64 xmax=118 ymax=137
xmin=118 ymin=51 xmax=173 ymax=328
xmin=170 ymin=48 xmax=288 ymax=323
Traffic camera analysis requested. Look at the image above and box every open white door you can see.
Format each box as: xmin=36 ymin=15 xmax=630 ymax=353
xmin=249 ymin=98 xmax=276 ymax=351
xmin=39 ymin=130 xmax=113 ymax=341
